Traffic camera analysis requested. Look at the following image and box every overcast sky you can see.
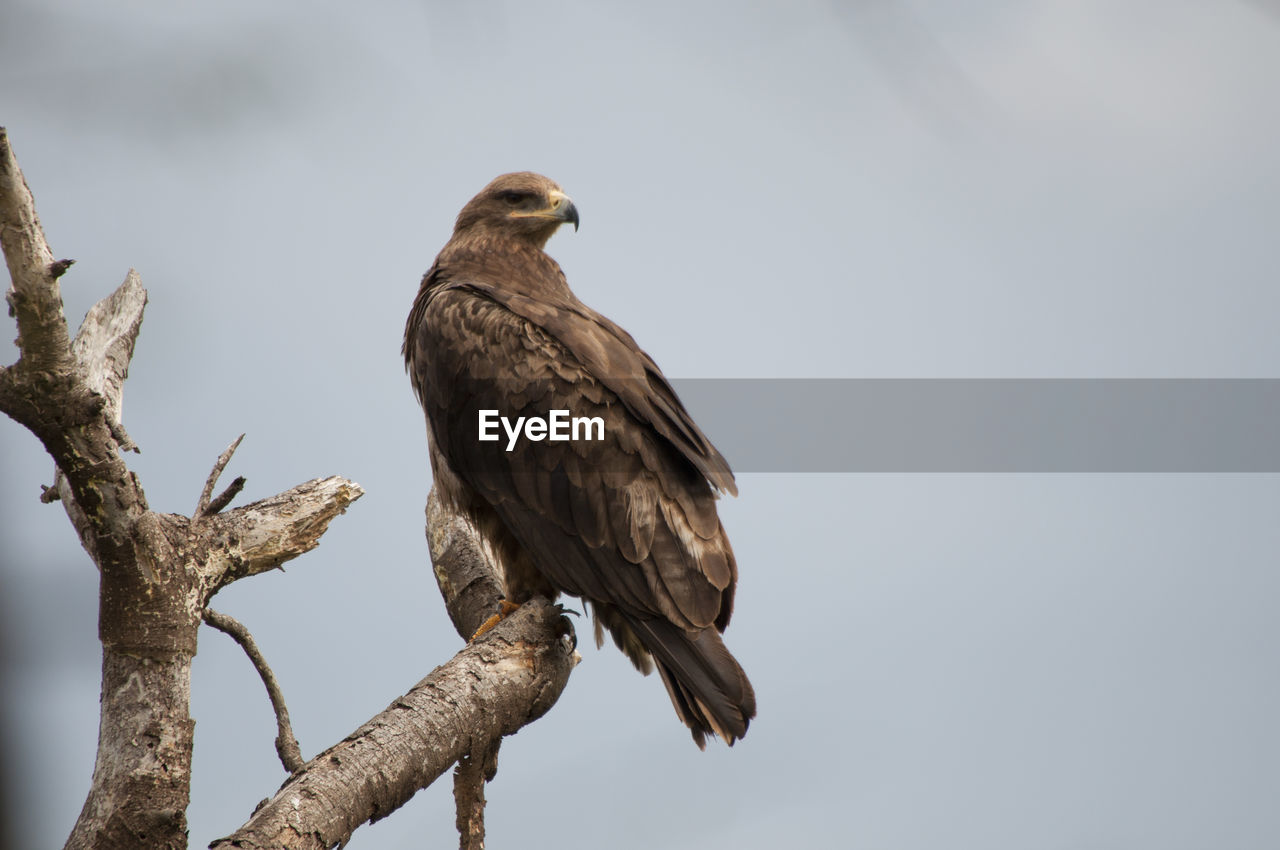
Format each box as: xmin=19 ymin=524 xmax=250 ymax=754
xmin=3 ymin=2 xmax=1279 ymax=848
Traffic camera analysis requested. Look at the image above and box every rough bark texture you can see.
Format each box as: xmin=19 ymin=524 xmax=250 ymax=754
xmin=426 ymin=487 xmax=507 ymax=642
xmin=1 ymin=128 xmax=363 ymax=850
xmin=212 ymin=489 xmax=580 ymax=849
xmin=453 ymin=742 xmax=500 ymax=850
xmin=210 ymin=601 xmax=575 ymax=850
xmin=427 ymin=486 xmax=534 ymax=850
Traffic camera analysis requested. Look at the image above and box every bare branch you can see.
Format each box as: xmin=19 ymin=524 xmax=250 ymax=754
xmin=109 ymin=419 xmax=139 ymax=453
xmin=0 ymin=126 xmax=70 ymax=376
xmin=203 ymin=608 xmax=304 ymax=774
xmin=426 ymin=487 xmax=507 ymax=641
xmin=205 ymin=475 xmax=246 ymax=516
xmin=203 ymin=476 xmax=364 ymax=588
xmin=211 ymin=601 xmax=577 ymax=850
xmin=453 ymin=741 xmax=499 ymax=850
xmin=3 ymin=130 xmax=364 ymax=850
xmin=195 ymin=434 xmax=245 ymax=519
xmin=68 ymin=269 xmax=147 ymax=434
xmin=49 ymin=270 xmax=149 ymax=518
xmin=426 ymin=489 xmax=511 ymax=847
xmin=40 ymin=468 xmax=64 ymax=503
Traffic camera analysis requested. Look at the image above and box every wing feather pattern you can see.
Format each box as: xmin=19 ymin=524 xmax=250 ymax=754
xmin=408 ymin=278 xmax=754 ymax=746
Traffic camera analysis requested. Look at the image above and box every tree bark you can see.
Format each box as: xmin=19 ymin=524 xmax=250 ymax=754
xmin=210 ymin=600 xmax=575 ymax=850
xmin=1 ymin=128 xmax=363 ymax=850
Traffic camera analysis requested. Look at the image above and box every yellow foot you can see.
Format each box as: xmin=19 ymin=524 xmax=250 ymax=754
xmin=470 ymin=600 xmax=521 ymax=641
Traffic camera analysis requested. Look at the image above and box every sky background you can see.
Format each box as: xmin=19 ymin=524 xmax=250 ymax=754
xmin=2 ymin=1 xmax=1279 ymax=847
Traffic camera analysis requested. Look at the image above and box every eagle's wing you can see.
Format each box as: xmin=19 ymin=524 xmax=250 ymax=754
xmin=455 ymin=280 xmax=737 ymax=497
xmin=409 ymin=281 xmax=754 ymax=743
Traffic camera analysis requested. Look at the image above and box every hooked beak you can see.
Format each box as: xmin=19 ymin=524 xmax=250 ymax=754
xmin=546 ymin=189 xmax=580 ymax=232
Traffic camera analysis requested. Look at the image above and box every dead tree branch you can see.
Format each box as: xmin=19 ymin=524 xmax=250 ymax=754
xmin=426 ymin=487 xmax=516 ymax=847
xmin=210 ymin=601 xmax=576 ymax=850
xmin=203 ymin=608 xmax=305 ymax=774
xmin=195 ymin=434 xmax=245 ymax=519
xmin=205 ymin=475 xmax=246 ymax=516
xmin=425 ymin=488 xmax=507 ymax=640
xmin=212 ymin=491 xmax=580 ymax=849
xmin=199 ymin=475 xmax=365 ymax=590
xmin=453 ymin=740 xmax=500 ymax=850
xmin=0 ymin=127 xmax=362 ymax=850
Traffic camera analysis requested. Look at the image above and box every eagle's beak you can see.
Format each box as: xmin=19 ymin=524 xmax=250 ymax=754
xmin=547 ymin=189 xmax=580 ymax=232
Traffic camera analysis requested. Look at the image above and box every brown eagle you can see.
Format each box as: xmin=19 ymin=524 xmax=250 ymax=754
xmin=403 ymin=172 xmax=755 ymax=747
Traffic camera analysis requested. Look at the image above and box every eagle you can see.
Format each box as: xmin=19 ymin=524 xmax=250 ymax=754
xmin=403 ymin=172 xmax=755 ymax=747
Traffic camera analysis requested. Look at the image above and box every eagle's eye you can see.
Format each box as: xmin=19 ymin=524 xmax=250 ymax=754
xmin=500 ymin=191 xmax=526 ymax=206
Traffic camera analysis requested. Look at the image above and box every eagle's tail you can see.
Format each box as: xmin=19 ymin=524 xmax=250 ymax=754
xmin=627 ymin=615 xmax=756 ymax=749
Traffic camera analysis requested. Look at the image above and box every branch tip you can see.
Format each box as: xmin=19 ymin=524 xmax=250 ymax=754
xmin=38 ymin=468 xmax=65 ymax=503
xmin=109 ymin=419 xmax=139 ymax=453
xmin=206 ymin=475 xmax=246 ymax=515
xmin=196 ymin=434 xmax=245 ymax=518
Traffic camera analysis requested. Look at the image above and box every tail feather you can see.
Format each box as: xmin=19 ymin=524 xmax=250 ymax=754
xmin=626 ymin=615 xmax=756 ymax=748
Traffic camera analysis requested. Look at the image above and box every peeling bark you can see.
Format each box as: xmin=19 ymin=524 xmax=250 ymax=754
xmin=66 ymin=653 xmax=195 ymax=850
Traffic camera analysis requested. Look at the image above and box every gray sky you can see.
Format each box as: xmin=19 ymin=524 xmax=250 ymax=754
xmin=2 ymin=1 xmax=1279 ymax=848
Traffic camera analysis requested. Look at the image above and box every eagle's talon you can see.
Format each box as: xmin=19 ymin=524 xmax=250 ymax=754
xmin=470 ymin=599 xmax=521 ymax=641
xmin=549 ymin=607 xmax=578 ymax=649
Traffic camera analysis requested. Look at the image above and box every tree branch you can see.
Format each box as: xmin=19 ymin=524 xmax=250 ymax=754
xmin=195 ymin=435 xmax=244 ymax=519
xmin=213 ymin=490 xmax=580 ymax=849
xmin=0 ymin=126 xmax=71 ymax=376
xmin=426 ymin=488 xmax=507 ymax=641
xmin=425 ymin=487 xmax=517 ymax=848
xmin=202 ymin=608 xmax=304 ymax=774
xmin=52 ymin=270 xmax=149 ymax=560
xmin=2 ymin=128 xmax=182 ymax=850
xmin=1 ymin=128 xmax=363 ymax=850
xmin=453 ymin=741 xmax=499 ymax=850
xmin=210 ymin=601 xmax=577 ymax=850
xmin=201 ymin=476 xmax=365 ymax=590
xmin=67 ymin=268 xmax=146 ymax=443
xmin=205 ymin=476 xmax=246 ymax=516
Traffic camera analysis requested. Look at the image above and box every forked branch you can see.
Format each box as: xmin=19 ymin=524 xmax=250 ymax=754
xmin=196 ymin=434 xmax=244 ymax=519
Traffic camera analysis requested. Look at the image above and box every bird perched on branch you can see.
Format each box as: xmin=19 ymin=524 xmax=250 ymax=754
xmin=404 ymin=172 xmax=755 ymax=747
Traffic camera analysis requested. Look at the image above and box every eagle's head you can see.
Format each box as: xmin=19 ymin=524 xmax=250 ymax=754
xmin=453 ymin=172 xmax=580 ymax=248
